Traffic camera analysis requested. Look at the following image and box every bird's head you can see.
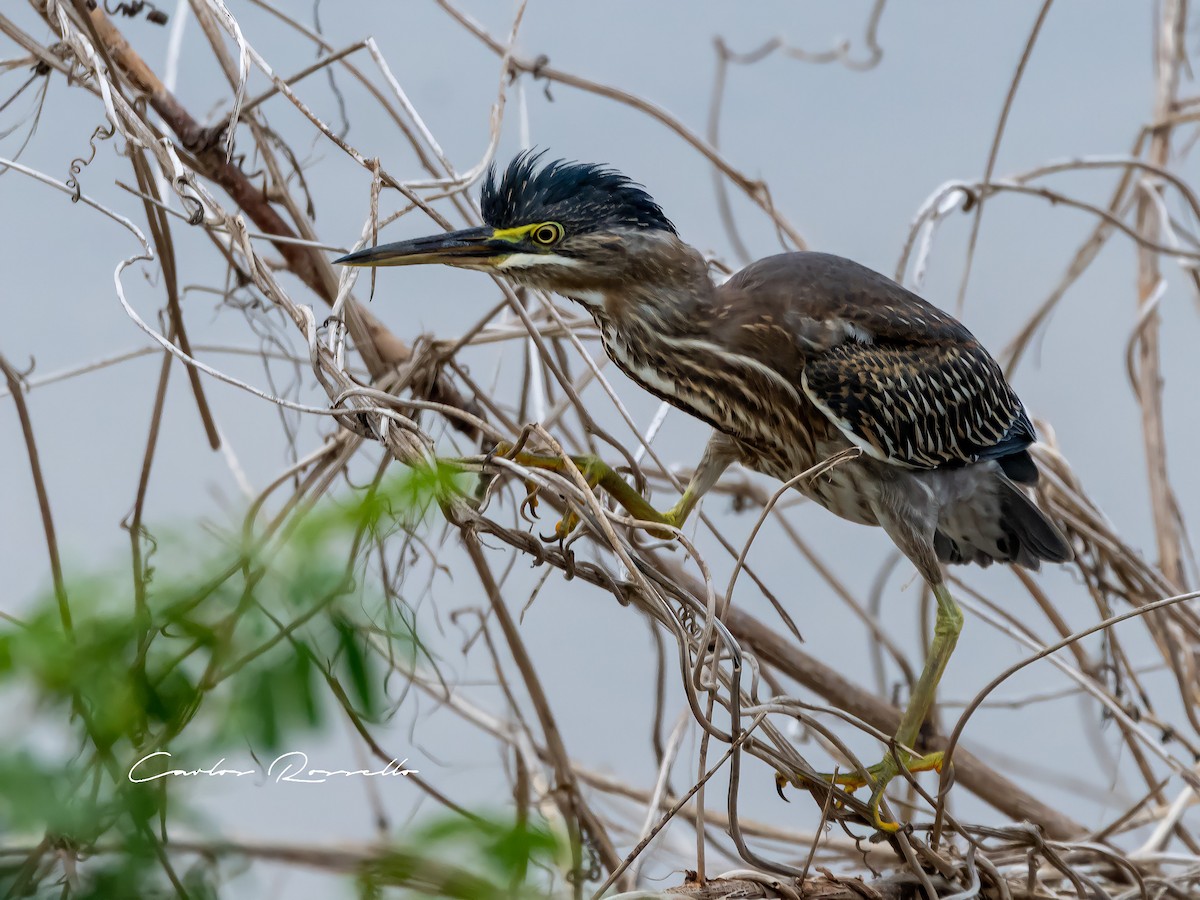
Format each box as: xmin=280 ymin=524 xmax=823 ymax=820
xmin=335 ymin=152 xmax=687 ymax=299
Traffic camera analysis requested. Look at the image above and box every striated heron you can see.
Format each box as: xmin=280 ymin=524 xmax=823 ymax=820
xmin=336 ymin=152 xmax=1073 ymax=831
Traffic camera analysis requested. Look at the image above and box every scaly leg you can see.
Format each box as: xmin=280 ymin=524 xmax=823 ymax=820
xmin=486 ymin=431 xmax=737 ymax=539
xmin=782 ymin=581 xmax=962 ymax=832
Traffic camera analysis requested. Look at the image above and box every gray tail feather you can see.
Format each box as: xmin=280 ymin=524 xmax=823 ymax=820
xmin=996 ymin=479 xmax=1073 ymax=568
xmin=935 ymin=476 xmax=1073 ymax=570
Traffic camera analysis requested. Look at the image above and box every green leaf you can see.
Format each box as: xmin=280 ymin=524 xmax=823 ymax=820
xmin=334 ymin=615 xmax=376 ymax=717
xmin=293 ymin=643 xmax=321 ymax=727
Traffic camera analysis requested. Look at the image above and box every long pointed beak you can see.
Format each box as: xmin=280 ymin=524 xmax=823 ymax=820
xmin=334 ymin=226 xmax=509 ymax=268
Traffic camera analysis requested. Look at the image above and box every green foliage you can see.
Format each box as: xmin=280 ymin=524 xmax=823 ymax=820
xmin=0 ymin=752 xmax=98 ymax=837
xmin=56 ymin=852 xmax=160 ymax=900
xmin=413 ymin=814 xmax=562 ymax=887
xmin=295 ymin=459 xmax=466 ymax=547
xmin=357 ymin=813 xmax=562 ymax=900
xmin=0 ymin=463 xmax=485 ymax=899
xmin=334 ymin=612 xmax=380 ymax=718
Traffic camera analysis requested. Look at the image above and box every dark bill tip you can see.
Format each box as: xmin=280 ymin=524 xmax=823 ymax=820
xmin=334 ymin=226 xmax=501 ymax=268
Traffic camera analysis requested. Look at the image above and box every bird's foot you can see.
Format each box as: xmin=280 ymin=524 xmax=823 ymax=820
xmin=485 ymin=444 xmax=673 ymax=540
xmin=544 ymin=453 xmax=613 ymax=540
xmin=776 ymin=749 xmax=945 ymax=833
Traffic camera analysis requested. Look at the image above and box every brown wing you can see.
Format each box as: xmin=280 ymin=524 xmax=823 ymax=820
xmin=802 ymin=339 xmax=1033 ymax=470
xmin=713 ymin=252 xmax=1034 ymax=470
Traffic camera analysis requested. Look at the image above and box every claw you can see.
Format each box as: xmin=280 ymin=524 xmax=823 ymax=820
xmin=556 ymin=517 xmax=576 ymax=540
xmin=796 ymin=749 xmax=946 ymax=833
xmin=774 ymin=772 xmax=790 ymax=802
xmin=519 ymin=484 xmax=541 ymax=523
xmin=538 ymin=507 xmax=581 ymax=543
xmin=483 ymin=446 xmax=688 ymax=542
xmin=541 ymin=527 xmax=565 ymax=543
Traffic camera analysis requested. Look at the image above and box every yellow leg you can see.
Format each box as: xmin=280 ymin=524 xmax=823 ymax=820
xmin=781 ymin=582 xmax=962 ymax=832
xmin=487 ymin=445 xmax=681 ymax=539
xmin=481 ymin=433 xmax=736 ymax=539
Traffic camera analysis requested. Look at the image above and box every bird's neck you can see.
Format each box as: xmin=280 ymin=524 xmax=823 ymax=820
xmin=572 ymin=238 xmax=716 ymax=337
xmin=562 ymin=241 xmax=724 ymax=407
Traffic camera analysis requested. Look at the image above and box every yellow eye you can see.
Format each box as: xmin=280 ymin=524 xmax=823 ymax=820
xmin=531 ymin=222 xmax=564 ymax=246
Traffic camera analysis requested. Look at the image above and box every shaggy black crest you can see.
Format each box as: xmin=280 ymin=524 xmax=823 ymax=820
xmin=481 ymin=151 xmax=676 ymax=236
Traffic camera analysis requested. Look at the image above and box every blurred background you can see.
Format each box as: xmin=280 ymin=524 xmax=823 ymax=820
xmin=2 ymin=1 xmax=1198 ymax=897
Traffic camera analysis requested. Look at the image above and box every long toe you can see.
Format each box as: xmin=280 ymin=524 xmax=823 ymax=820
xmin=868 ymin=782 xmax=903 ymax=833
xmin=821 ymin=749 xmax=947 ymax=832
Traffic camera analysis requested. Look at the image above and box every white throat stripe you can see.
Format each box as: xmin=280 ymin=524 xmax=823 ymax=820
xmin=496 ymin=253 xmax=582 ymax=269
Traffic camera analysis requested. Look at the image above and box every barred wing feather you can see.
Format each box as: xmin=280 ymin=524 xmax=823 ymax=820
xmin=800 ymin=340 xmax=1033 ymax=471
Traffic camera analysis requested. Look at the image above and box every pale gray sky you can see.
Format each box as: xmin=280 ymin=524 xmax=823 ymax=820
xmin=2 ymin=2 xmax=1197 ymax=896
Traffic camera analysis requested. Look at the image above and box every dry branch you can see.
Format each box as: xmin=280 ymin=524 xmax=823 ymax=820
xmin=3 ymin=1 xmax=1199 ymax=898
xmin=79 ymin=5 xmax=477 ymax=429
xmin=722 ymin=604 xmax=1086 ymax=841
xmin=1133 ymin=0 xmax=1188 ymax=590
